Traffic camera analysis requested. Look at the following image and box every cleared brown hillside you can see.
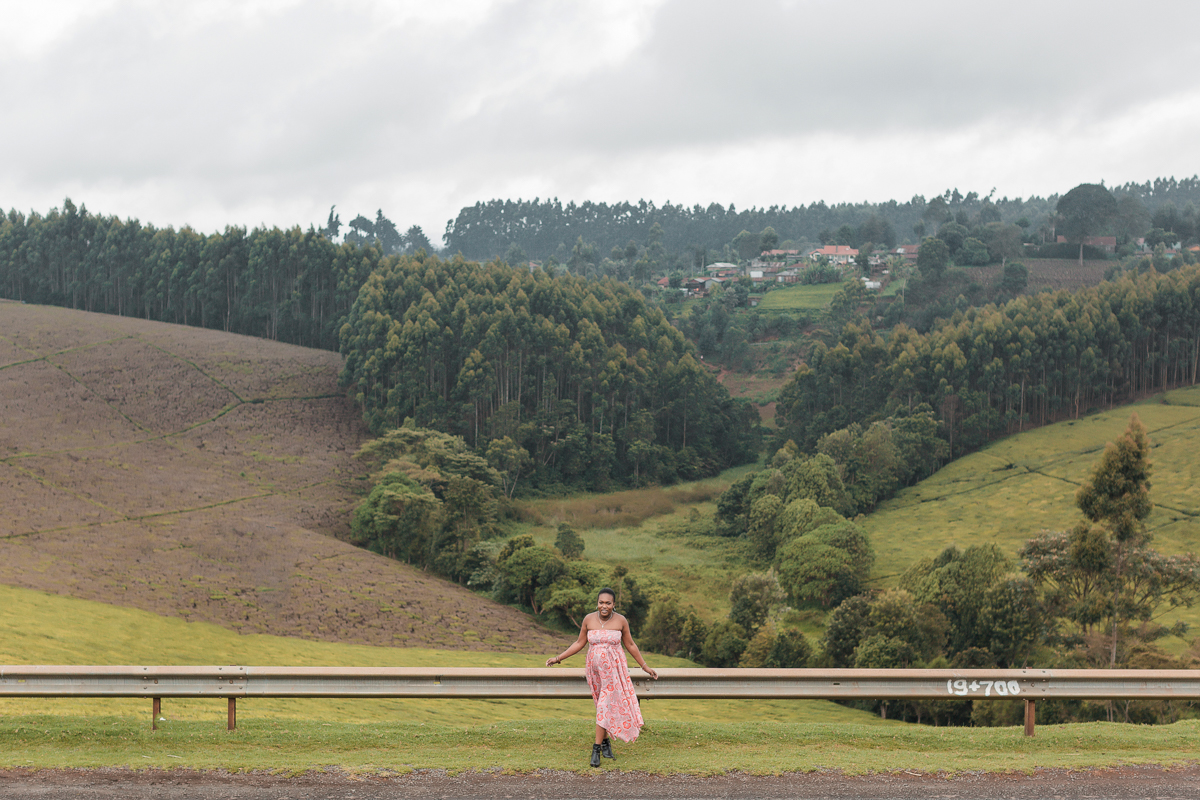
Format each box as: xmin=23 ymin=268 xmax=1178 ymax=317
xmin=0 ymin=301 xmax=565 ymax=653
xmin=966 ymin=258 xmax=1110 ymax=293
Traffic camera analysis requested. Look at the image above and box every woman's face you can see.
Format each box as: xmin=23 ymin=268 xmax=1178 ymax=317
xmin=597 ymin=594 xmax=614 ymax=617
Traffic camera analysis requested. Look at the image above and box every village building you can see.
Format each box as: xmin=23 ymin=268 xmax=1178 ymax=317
xmin=808 ymin=245 xmax=859 ymax=264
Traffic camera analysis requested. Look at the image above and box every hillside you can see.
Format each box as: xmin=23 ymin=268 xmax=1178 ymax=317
xmin=860 ymin=386 xmax=1200 ymax=584
xmin=0 ymin=301 xmax=565 ymax=654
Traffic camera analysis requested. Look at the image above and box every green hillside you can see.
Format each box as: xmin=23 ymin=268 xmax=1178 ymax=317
xmin=756 ymin=282 xmax=842 ymax=310
xmin=860 ymin=385 xmax=1200 ymax=617
xmin=0 ymin=583 xmax=883 ymax=727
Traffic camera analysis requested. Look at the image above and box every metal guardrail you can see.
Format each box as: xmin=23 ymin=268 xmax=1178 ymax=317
xmin=5 ymin=666 xmax=1200 ymax=736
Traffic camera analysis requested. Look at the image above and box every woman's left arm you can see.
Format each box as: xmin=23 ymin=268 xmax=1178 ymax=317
xmin=622 ymin=619 xmax=658 ymax=680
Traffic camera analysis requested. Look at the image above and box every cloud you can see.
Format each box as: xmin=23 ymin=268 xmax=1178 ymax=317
xmin=1 ymin=0 xmax=1197 ymax=237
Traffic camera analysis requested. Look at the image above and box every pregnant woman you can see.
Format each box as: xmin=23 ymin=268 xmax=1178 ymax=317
xmin=546 ymin=586 xmax=659 ymax=767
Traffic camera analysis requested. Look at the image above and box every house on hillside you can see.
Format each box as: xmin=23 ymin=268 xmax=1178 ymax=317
xmin=1056 ymin=235 xmax=1117 ymax=253
xmin=705 ymin=262 xmax=739 ymax=275
xmin=808 ymin=245 xmax=858 ymax=264
xmin=894 ymin=244 xmax=919 ymax=261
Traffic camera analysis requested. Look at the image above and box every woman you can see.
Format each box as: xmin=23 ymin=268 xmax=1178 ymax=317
xmin=546 ymin=587 xmax=659 ymax=767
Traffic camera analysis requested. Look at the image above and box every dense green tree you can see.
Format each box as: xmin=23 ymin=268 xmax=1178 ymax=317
xmin=901 ymin=544 xmax=1011 ymax=655
xmin=821 ymin=594 xmax=871 ymax=667
xmin=727 ymin=570 xmax=787 ymax=635
xmin=374 ymin=210 xmax=404 ymax=254
xmin=979 ymin=222 xmax=1024 ymax=266
xmin=979 ymin=577 xmax=1044 ymax=667
xmin=740 ymin=623 xmax=813 ymax=668
xmin=936 ymin=222 xmax=969 ymax=258
xmin=784 ymin=454 xmax=851 ymax=515
xmin=765 ymin=627 xmax=813 ymax=667
xmin=641 ymin=595 xmax=689 ymax=656
xmin=1075 ymin=413 xmax=1152 ymax=543
xmin=349 ymin=471 xmax=440 ymax=564
xmin=350 ymin=424 xmax=504 ymax=577
xmin=700 ymin=619 xmax=749 ymax=667
xmin=959 ymin=237 xmax=990 ymax=266
xmin=1057 ymin=183 xmax=1118 ymax=266
xmin=405 ymin=225 xmax=435 ymax=255
xmin=853 ymin=633 xmax=914 ymax=668
xmin=759 ymin=226 xmax=780 ymax=251
xmin=859 ymin=214 xmax=897 ymax=249
xmin=732 ymin=229 xmax=761 ymax=261
xmin=998 ymin=261 xmax=1028 ymax=298
xmin=916 ymin=237 xmax=950 ymax=278
xmin=497 ymin=544 xmax=567 ymax=614
xmin=777 ymin=521 xmax=874 ymax=607
xmin=554 ymin=523 xmax=586 ymax=560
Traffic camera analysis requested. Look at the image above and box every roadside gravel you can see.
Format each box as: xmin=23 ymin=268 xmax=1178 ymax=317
xmin=3 ymin=765 xmax=1200 ymax=799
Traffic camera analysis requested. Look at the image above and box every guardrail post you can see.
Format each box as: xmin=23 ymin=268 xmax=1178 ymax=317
xmin=227 ymin=697 xmax=236 ymax=731
xmin=152 ymin=697 xmax=161 ymax=731
xmin=1024 ymin=699 xmax=1035 ymax=737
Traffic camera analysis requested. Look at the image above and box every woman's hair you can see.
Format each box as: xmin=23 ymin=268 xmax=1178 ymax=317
xmin=597 ymin=587 xmax=616 ymax=601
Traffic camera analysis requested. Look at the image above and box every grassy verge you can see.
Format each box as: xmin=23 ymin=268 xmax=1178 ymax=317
xmin=0 ymin=581 xmax=878 ymax=727
xmin=4 ymin=716 xmax=1199 ymax=774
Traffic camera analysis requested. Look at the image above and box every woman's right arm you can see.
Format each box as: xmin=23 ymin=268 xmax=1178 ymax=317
xmin=546 ymin=617 xmax=590 ymax=666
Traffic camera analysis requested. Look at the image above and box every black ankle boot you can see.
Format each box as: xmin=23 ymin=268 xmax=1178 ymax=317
xmin=601 ymin=737 xmax=614 ymax=759
xmin=590 ymin=743 xmax=602 ymax=767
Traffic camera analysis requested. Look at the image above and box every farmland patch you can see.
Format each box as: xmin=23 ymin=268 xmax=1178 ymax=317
xmin=52 ymin=338 xmax=238 ymax=433
xmin=0 ymin=360 xmax=144 ymax=451
xmin=964 ymin=258 xmax=1111 ymax=294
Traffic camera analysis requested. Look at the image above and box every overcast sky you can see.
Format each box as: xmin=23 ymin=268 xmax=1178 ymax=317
xmin=3 ymin=0 xmax=1199 ymax=242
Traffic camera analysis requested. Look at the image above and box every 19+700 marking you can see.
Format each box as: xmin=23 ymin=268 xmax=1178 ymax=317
xmin=946 ymin=679 xmax=1022 ymax=697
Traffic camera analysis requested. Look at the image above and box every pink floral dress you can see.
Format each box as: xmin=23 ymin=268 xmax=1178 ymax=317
xmin=585 ymin=629 xmax=644 ymax=742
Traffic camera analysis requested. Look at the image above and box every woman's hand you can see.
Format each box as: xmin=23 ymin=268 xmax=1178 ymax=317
xmin=545 ymin=656 xmax=558 ymax=667
xmin=643 ymin=665 xmax=658 ymax=680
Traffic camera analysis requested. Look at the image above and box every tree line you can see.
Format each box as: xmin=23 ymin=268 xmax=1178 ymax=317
xmin=442 ymin=177 xmax=1200 ymax=268
xmin=0 ymin=199 xmax=379 ymax=350
xmin=337 ymin=253 xmax=759 ymax=491
xmin=777 ymin=265 xmax=1200 ymax=457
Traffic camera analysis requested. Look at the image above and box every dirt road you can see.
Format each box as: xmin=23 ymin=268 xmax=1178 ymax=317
xmin=3 ymin=766 xmax=1200 ymax=799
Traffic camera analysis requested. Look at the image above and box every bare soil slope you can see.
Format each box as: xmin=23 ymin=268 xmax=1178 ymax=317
xmin=967 ymin=258 xmax=1110 ymax=293
xmin=0 ymin=301 xmax=564 ymax=653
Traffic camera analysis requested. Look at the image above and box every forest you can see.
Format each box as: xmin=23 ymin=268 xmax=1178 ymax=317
xmin=337 ymin=253 xmax=759 ymax=490
xmin=0 ymin=199 xmax=372 ymax=350
xmin=776 ymin=265 xmax=1200 ymax=456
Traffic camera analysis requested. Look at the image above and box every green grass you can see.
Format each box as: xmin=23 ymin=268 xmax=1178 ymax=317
xmin=513 ymin=464 xmax=766 ymax=621
xmin=5 ymin=715 xmax=1200 ymax=774
xmin=859 ymin=385 xmax=1200 ymax=638
xmin=756 ymin=283 xmax=841 ymax=310
xmin=0 ymin=582 xmax=875 ymax=727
